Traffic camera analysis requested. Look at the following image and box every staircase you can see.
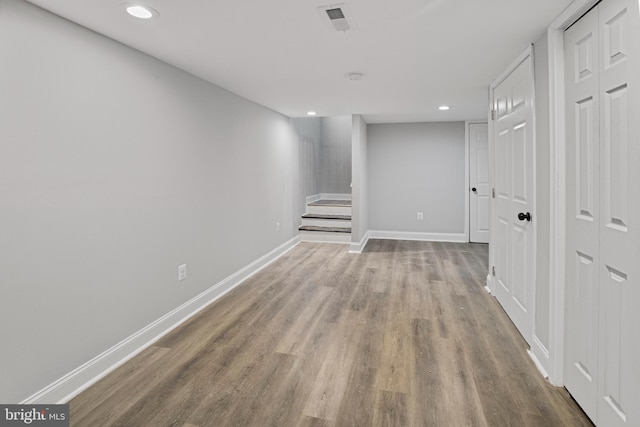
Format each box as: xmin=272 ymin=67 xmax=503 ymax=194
xmin=299 ymin=199 xmax=351 ymax=243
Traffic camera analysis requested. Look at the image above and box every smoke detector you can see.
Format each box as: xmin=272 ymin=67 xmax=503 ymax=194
xmin=318 ymin=4 xmax=356 ymax=32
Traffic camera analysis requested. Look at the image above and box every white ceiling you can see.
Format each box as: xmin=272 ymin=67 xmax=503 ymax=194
xmin=26 ymin=0 xmax=573 ymax=123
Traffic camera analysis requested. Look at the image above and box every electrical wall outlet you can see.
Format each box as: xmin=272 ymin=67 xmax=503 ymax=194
xmin=276 ymin=222 xmax=280 ymax=232
xmin=178 ymin=264 xmax=187 ymax=281
xmin=417 ymin=211 xmax=424 ymax=220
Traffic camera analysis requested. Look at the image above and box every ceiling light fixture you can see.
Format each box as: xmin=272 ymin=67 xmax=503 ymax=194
xmin=307 ymin=111 xmax=317 ymax=116
xmin=438 ymin=105 xmax=451 ymax=111
xmin=126 ymin=5 xmax=158 ymax=19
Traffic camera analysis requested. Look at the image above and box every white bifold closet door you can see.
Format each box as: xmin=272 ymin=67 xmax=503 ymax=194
xmin=564 ymin=0 xmax=640 ymax=425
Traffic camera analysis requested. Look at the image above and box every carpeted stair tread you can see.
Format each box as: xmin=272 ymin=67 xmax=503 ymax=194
xmin=299 ymin=225 xmax=351 ymax=233
xmin=302 ymin=213 xmax=351 ymax=220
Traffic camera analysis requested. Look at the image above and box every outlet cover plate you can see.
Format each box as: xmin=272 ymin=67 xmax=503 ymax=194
xmin=178 ymin=264 xmax=187 ymax=281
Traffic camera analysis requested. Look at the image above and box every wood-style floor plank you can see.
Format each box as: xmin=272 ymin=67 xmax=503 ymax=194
xmin=302 ymin=309 xmax=366 ymax=421
xmin=69 ymin=240 xmax=594 ymax=427
xmin=372 ymin=390 xmax=408 ymax=427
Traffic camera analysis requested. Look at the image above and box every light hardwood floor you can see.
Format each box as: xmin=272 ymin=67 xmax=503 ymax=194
xmin=70 ymin=240 xmax=593 ymax=426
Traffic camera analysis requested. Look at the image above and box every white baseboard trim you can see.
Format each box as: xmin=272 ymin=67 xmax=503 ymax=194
xmin=530 ymin=335 xmax=551 ymax=380
xmin=22 ymin=236 xmax=301 ymax=405
xmin=528 ymin=349 xmax=550 ymax=380
xmin=305 ymin=193 xmax=352 ymax=204
xmin=349 ymin=231 xmax=370 ymax=253
xmin=485 ymin=274 xmax=494 ymax=294
xmin=368 ymin=230 xmax=466 ymax=243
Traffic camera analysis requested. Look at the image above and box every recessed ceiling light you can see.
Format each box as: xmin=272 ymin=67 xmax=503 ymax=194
xmin=126 ymin=5 xmax=158 ymax=19
xmin=307 ymin=111 xmax=317 ymax=116
xmin=438 ymin=105 xmax=451 ymax=111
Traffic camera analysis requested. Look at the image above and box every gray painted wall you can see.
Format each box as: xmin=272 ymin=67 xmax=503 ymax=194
xmin=0 ymin=0 xmax=300 ymax=402
xmin=292 ymin=117 xmax=322 ymax=219
xmin=534 ymin=31 xmax=551 ymax=354
xmin=320 ymin=116 xmax=352 ymax=194
xmin=368 ymin=122 xmax=466 ymax=234
xmin=291 ymin=115 xmax=351 ymax=200
xmin=351 ymin=115 xmax=368 ymax=243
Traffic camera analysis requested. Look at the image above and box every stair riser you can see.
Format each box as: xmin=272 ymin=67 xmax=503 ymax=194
xmin=299 ymin=231 xmax=351 ymax=244
xmin=306 ymin=205 xmax=352 ymax=216
xmin=301 ymin=218 xmax=352 ymax=228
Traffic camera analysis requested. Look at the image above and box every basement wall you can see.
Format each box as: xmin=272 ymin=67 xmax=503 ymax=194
xmin=320 ymin=116 xmax=352 ymax=195
xmin=367 ymin=122 xmax=466 ymax=236
xmin=0 ymin=0 xmax=301 ymax=402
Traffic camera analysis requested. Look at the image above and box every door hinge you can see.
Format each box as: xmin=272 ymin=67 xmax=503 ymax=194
xmin=492 ymin=266 xmax=496 ymax=276
xmin=492 ymin=188 xmax=495 ymax=198
xmin=491 ymin=109 xmax=496 ymax=120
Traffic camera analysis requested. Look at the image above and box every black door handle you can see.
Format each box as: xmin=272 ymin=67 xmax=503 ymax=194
xmin=518 ymin=212 xmax=531 ymax=222
xmin=471 ymin=187 xmax=477 ymax=193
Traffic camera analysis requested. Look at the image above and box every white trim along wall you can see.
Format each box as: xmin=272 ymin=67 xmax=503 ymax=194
xmin=368 ymin=231 xmax=466 ymax=243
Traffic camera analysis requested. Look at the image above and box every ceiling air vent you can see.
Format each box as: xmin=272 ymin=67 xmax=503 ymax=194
xmin=318 ymin=4 xmax=355 ymax=32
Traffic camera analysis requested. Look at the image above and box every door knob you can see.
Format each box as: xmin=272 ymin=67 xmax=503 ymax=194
xmin=518 ymin=212 xmax=531 ymax=222
xmin=471 ymin=187 xmax=477 ymax=193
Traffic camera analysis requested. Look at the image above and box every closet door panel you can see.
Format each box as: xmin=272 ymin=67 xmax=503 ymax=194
xmin=597 ymin=0 xmax=640 ymax=425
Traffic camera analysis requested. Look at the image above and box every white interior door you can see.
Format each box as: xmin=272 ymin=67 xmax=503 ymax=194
xmin=469 ymin=122 xmax=490 ymax=244
xmin=564 ymin=0 xmax=640 ymax=425
xmin=490 ymin=48 xmax=536 ymax=345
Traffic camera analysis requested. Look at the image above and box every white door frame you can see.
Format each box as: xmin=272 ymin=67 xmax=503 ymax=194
xmin=545 ymin=0 xmax=601 ymax=386
xmin=464 ymin=120 xmax=489 ymax=244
